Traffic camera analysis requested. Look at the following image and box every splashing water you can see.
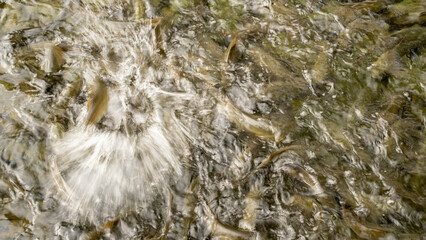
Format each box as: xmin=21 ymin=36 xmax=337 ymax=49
xmin=45 ymin=1 xmax=193 ymax=224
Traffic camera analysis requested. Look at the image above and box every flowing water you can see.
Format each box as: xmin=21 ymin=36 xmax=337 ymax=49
xmin=0 ymin=0 xmax=425 ymax=239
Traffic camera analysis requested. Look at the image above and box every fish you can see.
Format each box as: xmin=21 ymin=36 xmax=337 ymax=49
xmin=386 ymin=0 xmax=426 ymax=26
xmin=86 ymin=79 xmax=109 ymax=126
xmin=342 ymin=207 xmax=396 ymax=239
xmin=219 ymin=98 xmax=283 ymax=141
xmin=311 ymin=51 xmax=329 ymax=84
xmin=181 ymin=177 xmax=199 ymax=238
xmin=237 ymin=145 xmax=304 ymax=183
xmin=223 ymin=36 xmax=237 ymax=64
xmin=29 ymin=42 xmax=65 ymax=73
xmin=202 ymin=200 xmax=255 ymax=240
xmin=239 ymin=183 xmax=261 ymax=231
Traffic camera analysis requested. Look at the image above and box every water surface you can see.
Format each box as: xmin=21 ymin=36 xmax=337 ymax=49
xmin=0 ymin=0 xmax=425 ymax=239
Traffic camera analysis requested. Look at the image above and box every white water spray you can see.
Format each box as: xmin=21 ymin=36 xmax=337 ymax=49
xmin=48 ymin=3 xmax=191 ymax=224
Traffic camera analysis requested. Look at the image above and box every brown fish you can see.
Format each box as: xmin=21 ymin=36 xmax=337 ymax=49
xmin=86 ymin=80 xmax=109 ymax=126
xmin=223 ymin=36 xmax=237 ymax=64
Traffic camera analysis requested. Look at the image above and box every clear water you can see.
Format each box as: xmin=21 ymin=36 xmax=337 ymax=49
xmin=0 ymin=0 xmax=425 ymax=239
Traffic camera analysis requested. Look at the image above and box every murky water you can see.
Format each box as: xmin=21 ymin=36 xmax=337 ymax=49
xmin=0 ymin=0 xmax=425 ymax=239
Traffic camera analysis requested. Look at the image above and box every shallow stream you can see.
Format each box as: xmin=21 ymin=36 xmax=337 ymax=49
xmin=0 ymin=0 xmax=425 ymax=239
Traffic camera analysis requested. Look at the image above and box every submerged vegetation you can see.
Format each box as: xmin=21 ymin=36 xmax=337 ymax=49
xmin=0 ymin=0 xmax=425 ymax=239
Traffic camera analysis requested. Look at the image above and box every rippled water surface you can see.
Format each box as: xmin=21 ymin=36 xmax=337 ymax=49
xmin=0 ymin=0 xmax=425 ymax=239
